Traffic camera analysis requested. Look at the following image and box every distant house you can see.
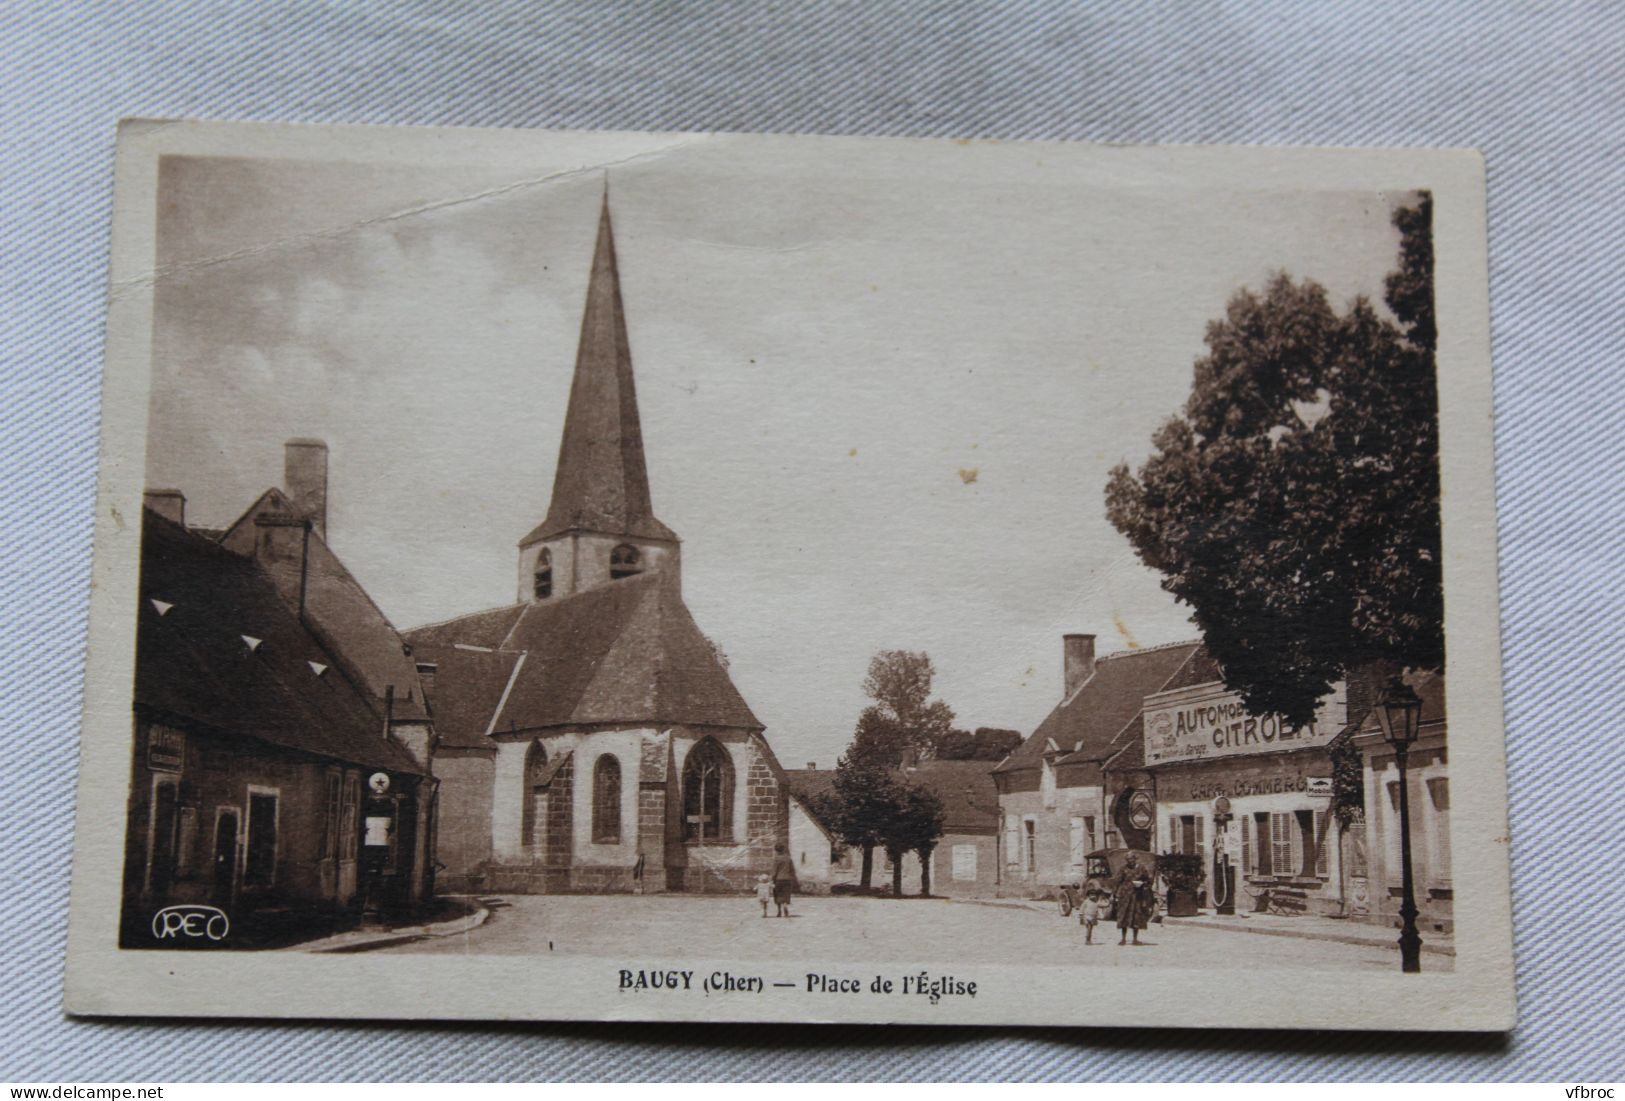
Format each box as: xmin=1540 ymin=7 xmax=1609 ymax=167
xmin=897 ymin=757 xmax=1001 ymax=897
xmin=124 ymin=503 xmax=433 ymax=946
xmin=993 ymin=634 xmax=1201 ymax=894
xmin=780 ymin=765 xmax=860 ymax=893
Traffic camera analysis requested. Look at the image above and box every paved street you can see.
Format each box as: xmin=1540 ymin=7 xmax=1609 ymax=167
xmin=374 ymin=894 xmax=1442 ymax=971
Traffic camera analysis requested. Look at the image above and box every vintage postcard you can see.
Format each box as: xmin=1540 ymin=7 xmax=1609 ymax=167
xmin=65 ymin=120 xmax=1514 ymax=1029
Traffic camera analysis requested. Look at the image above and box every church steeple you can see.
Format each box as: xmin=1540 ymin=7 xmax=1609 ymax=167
xmin=517 ymin=188 xmax=679 ymax=603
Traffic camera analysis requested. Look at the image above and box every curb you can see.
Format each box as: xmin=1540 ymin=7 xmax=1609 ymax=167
xmin=290 ymin=900 xmax=490 ymax=953
xmin=1163 ymin=916 xmax=1456 ymax=956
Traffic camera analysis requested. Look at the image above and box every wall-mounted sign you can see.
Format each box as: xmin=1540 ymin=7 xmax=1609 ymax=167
xmin=1143 ymin=681 xmax=1345 ymax=765
xmin=1127 ymin=790 xmax=1155 ymax=831
xmin=1306 ymin=776 xmax=1333 ymax=799
xmin=147 ymin=725 xmax=185 ymax=773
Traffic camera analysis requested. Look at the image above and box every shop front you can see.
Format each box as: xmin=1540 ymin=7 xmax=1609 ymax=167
xmin=1143 ymin=679 xmax=1348 ymax=916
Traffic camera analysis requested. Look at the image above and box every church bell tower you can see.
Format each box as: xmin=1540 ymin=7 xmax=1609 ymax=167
xmin=517 ymin=189 xmax=680 ymax=603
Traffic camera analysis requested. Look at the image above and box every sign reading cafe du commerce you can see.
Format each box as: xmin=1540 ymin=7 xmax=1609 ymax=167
xmin=1143 ymin=682 xmax=1345 ymax=765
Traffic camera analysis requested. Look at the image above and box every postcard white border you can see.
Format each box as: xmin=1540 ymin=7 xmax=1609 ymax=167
xmin=65 ymin=120 xmax=1513 ymax=1030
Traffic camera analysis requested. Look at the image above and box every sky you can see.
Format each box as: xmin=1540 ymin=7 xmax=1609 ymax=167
xmin=145 ymin=141 xmax=1410 ymax=771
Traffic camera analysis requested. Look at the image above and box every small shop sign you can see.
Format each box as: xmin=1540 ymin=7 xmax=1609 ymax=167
xmin=147 ymin=725 xmax=184 ymax=773
xmin=1306 ymin=776 xmax=1334 ymax=799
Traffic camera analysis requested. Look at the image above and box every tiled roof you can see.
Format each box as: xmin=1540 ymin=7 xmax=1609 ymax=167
xmin=1353 ymin=669 xmax=1447 ymax=734
xmin=405 ymin=603 xmax=527 ymax=651
xmin=401 ymin=571 xmax=760 ymax=738
xmin=217 ymin=485 xmax=428 ymax=721
xmin=406 ymin=644 xmax=522 ymax=749
xmin=520 ymin=194 xmax=676 ymax=548
xmin=782 ymin=767 xmax=838 ymax=807
xmin=901 ymin=758 xmax=1001 ymax=832
xmin=996 ymin=641 xmax=1201 ymax=774
xmin=135 ymin=510 xmax=423 ymax=775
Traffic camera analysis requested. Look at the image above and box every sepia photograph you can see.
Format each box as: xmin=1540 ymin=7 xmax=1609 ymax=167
xmin=65 ymin=121 xmax=1511 ymax=1028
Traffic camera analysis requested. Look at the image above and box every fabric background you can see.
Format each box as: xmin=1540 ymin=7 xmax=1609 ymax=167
xmin=3 ymin=0 xmax=1622 ymax=1081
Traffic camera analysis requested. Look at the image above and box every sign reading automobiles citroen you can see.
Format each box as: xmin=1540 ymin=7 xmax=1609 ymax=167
xmin=1143 ymin=681 xmax=1346 ymax=765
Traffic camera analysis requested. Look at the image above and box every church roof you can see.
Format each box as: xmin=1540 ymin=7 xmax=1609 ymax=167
xmin=520 ymin=193 xmax=676 ymax=548
xmin=402 ymin=571 xmax=760 ymax=740
xmin=134 ymin=510 xmax=424 ymax=775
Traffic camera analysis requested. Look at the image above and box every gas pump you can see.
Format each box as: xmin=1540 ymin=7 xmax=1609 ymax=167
xmin=360 ymin=771 xmax=396 ymax=926
xmin=1212 ymin=797 xmax=1236 ymax=915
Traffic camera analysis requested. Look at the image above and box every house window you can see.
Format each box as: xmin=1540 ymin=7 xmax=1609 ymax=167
xmin=320 ymin=771 xmax=341 ymax=858
xmin=1428 ymin=777 xmax=1451 ymax=886
xmin=952 ymin=843 xmax=978 ymax=881
xmin=1004 ymin=814 xmax=1020 ymax=869
xmin=610 ymin=543 xmax=642 ymax=580
xmin=533 ymin=548 xmax=553 ymax=599
xmin=592 ymin=754 xmax=622 ymax=843
xmin=1069 ymin=816 xmax=1085 ymax=866
xmin=1023 ymin=818 xmax=1037 ymax=874
xmin=1268 ymin=812 xmax=1302 ymax=878
xmin=338 ymin=774 xmax=359 ymax=858
xmin=244 ymin=790 xmax=279 ymax=888
xmin=682 ymin=738 xmax=733 ymax=842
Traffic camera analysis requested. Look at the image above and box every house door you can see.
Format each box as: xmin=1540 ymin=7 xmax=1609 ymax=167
xmin=149 ymin=781 xmax=180 ymax=898
xmin=211 ymin=810 xmax=239 ymax=906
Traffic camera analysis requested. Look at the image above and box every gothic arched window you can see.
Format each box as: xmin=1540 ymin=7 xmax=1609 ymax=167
xmin=521 ymin=741 xmax=548 ymax=851
xmin=533 ymin=548 xmax=553 ymax=600
xmin=610 ymin=543 xmax=642 ymax=580
xmin=682 ymin=738 xmax=733 ymax=842
xmin=592 ymin=754 xmax=621 ymax=843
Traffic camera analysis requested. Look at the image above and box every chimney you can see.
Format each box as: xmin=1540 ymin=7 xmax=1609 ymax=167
xmin=284 ymin=438 xmax=328 ymax=536
xmin=143 ymin=489 xmax=186 ymax=527
xmin=1063 ymin=633 xmax=1096 ymax=697
xmin=806 ymin=761 xmax=816 ymax=771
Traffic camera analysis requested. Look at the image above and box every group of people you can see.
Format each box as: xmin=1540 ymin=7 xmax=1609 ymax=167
xmin=1076 ymin=851 xmax=1157 ymax=946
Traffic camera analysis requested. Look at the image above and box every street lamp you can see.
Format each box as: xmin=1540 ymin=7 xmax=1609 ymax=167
xmin=1375 ymin=675 xmax=1424 ymax=973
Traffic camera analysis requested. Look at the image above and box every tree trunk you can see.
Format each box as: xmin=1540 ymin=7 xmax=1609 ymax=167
xmin=918 ymin=847 xmax=933 ymax=897
xmin=860 ymin=844 xmax=874 ymax=888
xmin=891 ymin=851 xmax=903 ymax=898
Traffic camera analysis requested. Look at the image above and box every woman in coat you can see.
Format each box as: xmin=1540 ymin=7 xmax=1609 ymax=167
xmin=770 ymin=842 xmax=798 ymax=917
xmin=1112 ymin=852 xmax=1155 ymax=945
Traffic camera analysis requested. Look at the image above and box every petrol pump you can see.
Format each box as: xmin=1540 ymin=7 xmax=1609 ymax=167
xmin=360 ymin=771 xmax=397 ymax=926
xmin=1211 ymin=796 xmax=1237 ymax=915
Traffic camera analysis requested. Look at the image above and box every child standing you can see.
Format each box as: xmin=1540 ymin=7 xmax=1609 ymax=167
xmin=1079 ymin=874 xmax=1110 ymax=944
xmin=755 ymin=873 xmax=773 ymax=918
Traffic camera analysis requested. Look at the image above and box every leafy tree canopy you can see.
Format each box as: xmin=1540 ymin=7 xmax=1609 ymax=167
xmin=1105 ymin=195 xmax=1441 ymax=728
xmin=934 ymin=727 xmax=1024 ymax=761
xmin=844 ymin=650 xmax=958 ymax=768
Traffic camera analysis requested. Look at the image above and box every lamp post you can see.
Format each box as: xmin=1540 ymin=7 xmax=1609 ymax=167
xmin=1375 ymin=675 xmax=1424 ymax=973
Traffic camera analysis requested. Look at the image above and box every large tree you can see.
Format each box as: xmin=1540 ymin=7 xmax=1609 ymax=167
xmin=827 ymin=649 xmax=958 ymax=886
xmin=878 ymin=782 xmax=945 ymax=898
xmin=1105 ymin=195 xmax=1441 ymax=728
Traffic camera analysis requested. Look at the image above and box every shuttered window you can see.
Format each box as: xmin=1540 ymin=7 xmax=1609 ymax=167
xmin=1168 ymin=815 xmax=1180 ymax=854
xmin=1314 ymin=810 xmax=1329 ymax=877
xmin=1241 ymin=814 xmax=1252 ymax=875
xmin=1004 ymin=814 xmax=1020 ymax=868
xmin=1270 ymin=812 xmax=1294 ymax=877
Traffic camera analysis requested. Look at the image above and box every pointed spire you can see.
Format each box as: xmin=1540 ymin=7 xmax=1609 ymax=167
xmin=523 ymin=185 xmax=675 ymax=547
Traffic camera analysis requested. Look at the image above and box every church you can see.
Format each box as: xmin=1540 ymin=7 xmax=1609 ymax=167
xmin=406 ymin=193 xmax=791 ymax=895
